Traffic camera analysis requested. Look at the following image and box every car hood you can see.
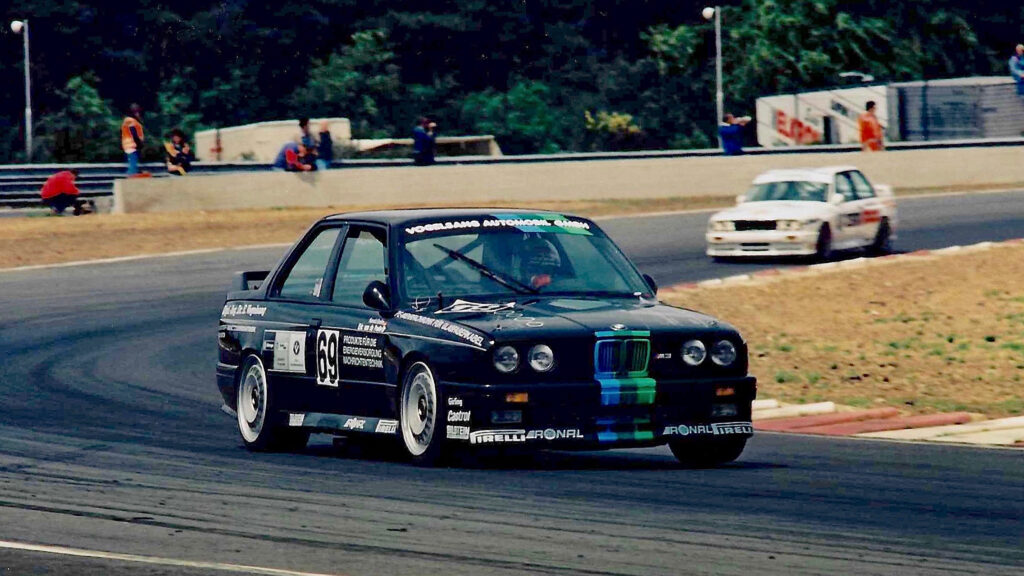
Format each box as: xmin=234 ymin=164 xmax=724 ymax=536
xmin=711 ymin=201 xmax=830 ymax=222
xmin=422 ymin=297 xmax=734 ymax=341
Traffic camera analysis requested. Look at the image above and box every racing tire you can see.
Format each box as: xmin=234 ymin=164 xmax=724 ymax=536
xmin=236 ymin=354 xmax=309 ymax=452
xmin=867 ymin=218 xmax=893 ymax=256
xmin=399 ymin=361 xmax=446 ymax=467
xmin=669 ymin=438 xmax=747 ymax=468
xmin=814 ymin=224 xmax=833 ymax=262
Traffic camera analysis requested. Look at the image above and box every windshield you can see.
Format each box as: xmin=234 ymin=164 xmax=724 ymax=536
xmin=746 ymin=181 xmax=828 ymax=203
xmin=399 ymin=216 xmax=651 ymax=303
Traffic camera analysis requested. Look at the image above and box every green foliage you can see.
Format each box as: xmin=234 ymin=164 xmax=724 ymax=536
xmin=292 ymin=30 xmax=402 ymax=138
xmin=0 ymin=1 xmax=1007 ymax=162
xmin=36 ymin=77 xmax=121 ymax=162
xmin=584 ymin=111 xmax=646 ymax=151
xmin=460 ymin=81 xmax=565 ymax=154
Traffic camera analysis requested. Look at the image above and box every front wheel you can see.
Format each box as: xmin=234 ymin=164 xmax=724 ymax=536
xmin=236 ymin=355 xmax=309 ymax=452
xmin=867 ymin=218 xmax=893 ymax=256
xmin=669 ymin=438 xmax=747 ymax=468
xmin=399 ymin=361 xmax=445 ymax=466
xmin=814 ymin=224 xmax=833 ymax=262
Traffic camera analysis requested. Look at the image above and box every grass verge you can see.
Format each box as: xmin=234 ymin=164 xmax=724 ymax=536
xmin=662 ymin=244 xmax=1024 ymax=418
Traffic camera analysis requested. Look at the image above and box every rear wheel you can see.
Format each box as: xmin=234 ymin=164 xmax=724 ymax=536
xmin=868 ymin=218 xmax=893 ymax=256
xmin=236 ymin=355 xmax=309 ymax=452
xmin=814 ymin=224 xmax=833 ymax=261
xmin=399 ymin=361 xmax=445 ymax=466
xmin=669 ymin=438 xmax=747 ymax=468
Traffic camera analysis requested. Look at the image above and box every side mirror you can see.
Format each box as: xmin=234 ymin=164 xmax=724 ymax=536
xmin=831 ymin=193 xmax=845 ymax=204
xmin=362 ymin=280 xmax=392 ymax=311
xmin=735 ymin=194 xmax=746 ymax=205
xmin=643 ymin=273 xmax=658 ymax=295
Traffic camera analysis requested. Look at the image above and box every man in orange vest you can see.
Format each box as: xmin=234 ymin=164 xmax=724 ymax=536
xmin=121 ymin=103 xmax=145 ymax=174
xmin=858 ymin=101 xmax=884 ymax=152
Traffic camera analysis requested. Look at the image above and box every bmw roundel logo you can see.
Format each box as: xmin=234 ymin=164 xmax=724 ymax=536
xmin=610 ymin=323 xmax=627 ymax=331
xmin=293 ymin=341 xmax=301 ymax=355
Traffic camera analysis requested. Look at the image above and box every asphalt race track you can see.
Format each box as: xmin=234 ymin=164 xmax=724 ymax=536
xmin=1 ymin=190 xmax=1023 ymax=575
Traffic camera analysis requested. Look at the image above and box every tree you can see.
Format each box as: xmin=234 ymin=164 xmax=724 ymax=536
xmin=35 ymin=76 xmax=120 ymax=162
xmin=460 ymin=81 xmax=565 ymax=154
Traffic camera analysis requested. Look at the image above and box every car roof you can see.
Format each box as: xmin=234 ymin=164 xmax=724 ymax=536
xmin=753 ymin=166 xmax=858 ymax=185
xmin=322 ymin=207 xmax=589 ymax=226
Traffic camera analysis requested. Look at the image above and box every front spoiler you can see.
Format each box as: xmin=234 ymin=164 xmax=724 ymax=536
xmin=440 ymin=375 xmax=756 ymax=449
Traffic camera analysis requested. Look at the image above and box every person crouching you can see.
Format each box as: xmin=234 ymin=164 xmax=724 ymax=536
xmin=40 ymin=169 xmax=93 ymax=215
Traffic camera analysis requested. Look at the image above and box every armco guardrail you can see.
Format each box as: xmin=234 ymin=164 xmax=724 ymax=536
xmin=5 ymin=136 xmax=1024 ymax=209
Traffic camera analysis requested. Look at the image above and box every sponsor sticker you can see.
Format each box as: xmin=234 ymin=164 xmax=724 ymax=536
xmin=356 ymin=318 xmax=388 ymax=334
xmin=448 ymin=396 xmax=464 ymax=407
xmin=343 ymin=417 xmax=366 ymax=431
xmin=403 ymin=216 xmax=592 ymax=236
xmin=446 ymin=425 xmax=470 ymax=440
xmin=436 ymin=300 xmax=516 ymax=315
xmin=447 ymin=410 xmax=471 ymax=423
xmin=268 ymin=330 xmax=306 ymax=373
xmin=394 ymin=310 xmax=487 ymax=348
xmin=341 ymin=333 xmax=384 ymax=370
xmin=662 ymin=422 xmax=753 ymax=437
xmin=288 ymin=413 xmax=305 ymax=427
xmin=375 ymin=419 xmax=398 ymax=434
xmin=222 ymin=303 xmax=268 ymax=318
xmin=469 ymin=428 xmax=584 ymax=445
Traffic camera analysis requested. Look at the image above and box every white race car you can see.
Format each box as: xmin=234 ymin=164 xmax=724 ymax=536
xmin=706 ymin=166 xmax=897 ymax=260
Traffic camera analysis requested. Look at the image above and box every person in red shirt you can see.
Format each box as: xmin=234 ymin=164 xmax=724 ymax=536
xmin=858 ymin=101 xmax=885 ymax=152
xmin=40 ymin=169 xmax=92 ymax=215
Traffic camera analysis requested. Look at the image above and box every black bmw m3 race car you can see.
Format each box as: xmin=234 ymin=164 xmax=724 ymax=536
xmin=217 ymin=209 xmax=756 ymax=466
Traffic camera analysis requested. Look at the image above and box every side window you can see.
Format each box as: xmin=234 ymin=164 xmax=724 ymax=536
xmin=331 ymin=229 xmax=387 ymax=307
xmin=835 ymin=174 xmax=856 ymax=203
xmin=848 ymin=171 xmax=876 ymax=200
xmin=277 ymin=228 xmax=341 ymax=300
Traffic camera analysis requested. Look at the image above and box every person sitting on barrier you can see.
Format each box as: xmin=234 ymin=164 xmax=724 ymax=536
xmin=40 ymin=169 xmax=93 ymax=216
xmin=317 ymin=120 xmax=334 ymax=171
xmin=272 ymin=141 xmax=313 ymax=172
xmin=164 ymin=128 xmax=194 ymax=176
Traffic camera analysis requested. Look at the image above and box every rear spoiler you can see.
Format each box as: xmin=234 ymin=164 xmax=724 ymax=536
xmin=231 ymin=270 xmax=270 ymax=293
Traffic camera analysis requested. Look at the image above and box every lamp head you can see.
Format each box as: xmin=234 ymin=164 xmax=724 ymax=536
xmin=701 ymin=7 xmax=716 ymax=21
xmin=11 ymin=20 xmax=24 ymax=34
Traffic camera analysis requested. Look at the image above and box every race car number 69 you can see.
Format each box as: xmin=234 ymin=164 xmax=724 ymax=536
xmin=316 ymin=329 xmax=340 ymax=387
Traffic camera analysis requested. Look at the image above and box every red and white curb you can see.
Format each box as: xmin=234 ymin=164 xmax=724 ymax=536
xmin=753 ymin=399 xmax=1024 ymax=447
xmin=665 ymin=238 xmax=1024 ymax=292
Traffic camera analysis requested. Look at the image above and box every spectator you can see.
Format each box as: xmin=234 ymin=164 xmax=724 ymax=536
xmin=297 ymin=117 xmax=316 ymax=149
xmin=40 ymin=169 xmax=92 ymax=215
xmin=164 ymin=128 xmax=194 ymax=176
xmin=316 ymin=120 xmax=334 ymax=171
xmin=121 ymin=104 xmax=145 ymax=175
xmin=858 ymin=101 xmax=885 ymax=152
xmin=719 ymin=113 xmax=751 ymax=156
xmin=412 ymin=117 xmax=437 ymax=166
xmin=1010 ymin=44 xmax=1024 ymax=96
xmin=273 ymin=142 xmax=313 ymax=172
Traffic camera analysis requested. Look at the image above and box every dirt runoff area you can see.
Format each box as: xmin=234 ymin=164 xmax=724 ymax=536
xmin=663 ymin=244 xmax=1024 ymax=418
xmin=0 ymin=197 xmax=742 ymax=270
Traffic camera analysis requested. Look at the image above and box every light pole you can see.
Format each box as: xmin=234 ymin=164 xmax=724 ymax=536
xmin=10 ymin=19 xmax=32 ymax=162
xmin=703 ymin=7 xmax=723 ymax=144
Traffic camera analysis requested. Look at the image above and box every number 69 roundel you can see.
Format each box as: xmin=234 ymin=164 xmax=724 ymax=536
xmin=316 ymin=329 xmax=340 ymax=387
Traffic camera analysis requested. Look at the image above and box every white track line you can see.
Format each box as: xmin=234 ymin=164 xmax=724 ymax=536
xmin=0 ymin=243 xmax=291 ymax=274
xmin=0 ymin=540 xmax=342 ymax=576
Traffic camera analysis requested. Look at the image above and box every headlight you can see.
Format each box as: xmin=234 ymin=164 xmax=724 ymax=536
xmin=493 ymin=346 xmax=519 ymax=373
xmin=681 ymin=340 xmax=707 ymax=366
xmin=711 ymin=340 xmax=737 ymax=366
xmin=777 ymin=220 xmax=802 ymax=231
xmin=710 ymin=220 xmax=735 ymax=232
xmin=527 ymin=344 xmax=555 ymax=372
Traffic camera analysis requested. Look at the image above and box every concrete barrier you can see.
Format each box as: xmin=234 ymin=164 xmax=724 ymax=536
xmin=113 ymin=145 xmax=1024 ymax=214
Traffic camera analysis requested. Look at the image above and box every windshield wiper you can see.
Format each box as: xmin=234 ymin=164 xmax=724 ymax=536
xmin=432 ymin=243 xmax=539 ymax=295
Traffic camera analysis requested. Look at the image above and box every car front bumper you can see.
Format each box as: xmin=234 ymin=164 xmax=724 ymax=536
xmin=441 ymin=375 xmax=757 ymax=449
xmin=706 ymin=229 xmax=819 ymax=257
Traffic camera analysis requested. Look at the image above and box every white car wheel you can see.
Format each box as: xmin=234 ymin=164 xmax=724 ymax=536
xmin=399 ymin=362 xmax=444 ymax=465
